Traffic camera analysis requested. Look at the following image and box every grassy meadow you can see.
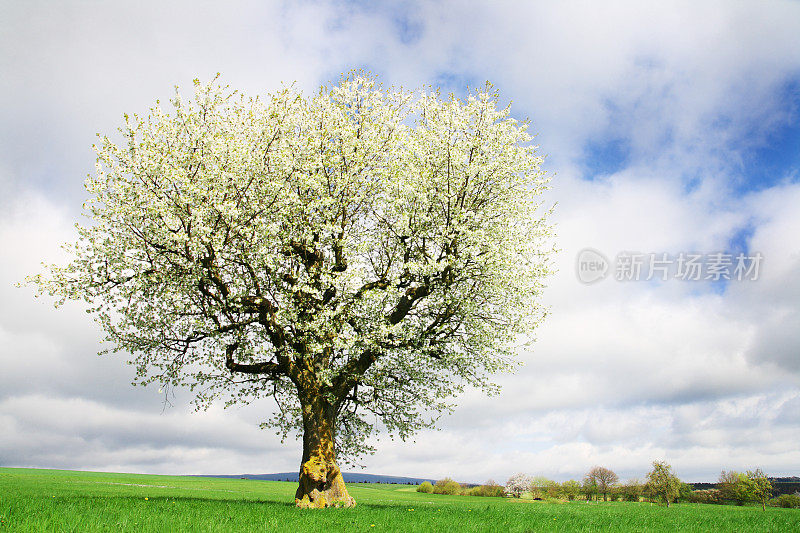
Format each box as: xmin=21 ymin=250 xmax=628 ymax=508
xmin=1 ymin=467 xmax=798 ymax=532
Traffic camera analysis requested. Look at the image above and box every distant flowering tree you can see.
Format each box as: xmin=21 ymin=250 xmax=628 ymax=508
xmin=30 ymin=72 xmax=553 ymax=508
xmin=506 ymin=473 xmax=533 ymax=498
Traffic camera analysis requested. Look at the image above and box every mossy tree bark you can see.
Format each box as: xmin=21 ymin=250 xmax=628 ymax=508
xmin=293 ymin=385 xmax=355 ymax=509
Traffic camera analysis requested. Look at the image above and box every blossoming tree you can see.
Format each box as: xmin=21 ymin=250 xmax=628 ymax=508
xmin=32 ymin=73 xmax=553 ymax=508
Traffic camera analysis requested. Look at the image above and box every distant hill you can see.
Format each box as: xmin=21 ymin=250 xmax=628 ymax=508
xmin=771 ymin=476 xmax=800 ymax=483
xmin=196 ymin=472 xmax=436 ymax=485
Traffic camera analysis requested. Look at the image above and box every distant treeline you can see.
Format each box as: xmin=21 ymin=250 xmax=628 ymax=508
xmin=196 ymin=472 xmax=435 ymax=485
xmin=418 ymin=464 xmax=800 ymax=510
xmin=692 ymin=482 xmax=800 ymax=496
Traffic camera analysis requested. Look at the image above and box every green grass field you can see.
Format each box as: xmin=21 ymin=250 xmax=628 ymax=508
xmin=1 ymin=467 xmax=798 ymax=532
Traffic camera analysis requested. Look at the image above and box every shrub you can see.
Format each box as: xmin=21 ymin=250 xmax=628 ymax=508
xmin=561 ymin=480 xmax=581 ymax=501
xmin=620 ymin=480 xmax=643 ymax=502
xmin=717 ymin=469 xmax=774 ymax=509
xmin=529 ymin=476 xmax=557 ymax=500
xmin=772 ymin=493 xmax=800 ymax=509
xmin=417 ymin=481 xmax=433 ymax=494
xmin=718 ymin=470 xmax=748 ymax=505
xmin=621 ymin=491 xmax=639 ymax=502
xmin=433 ymin=478 xmax=462 ymax=495
xmin=677 ymin=482 xmax=694 ymax=503
xmin=687 ymin=489 xmax=723 ymax=504
xmin=582 ymin=476 xmax=598 ymax=501
xmin=470 ymin=480 xmax=505 ymax=498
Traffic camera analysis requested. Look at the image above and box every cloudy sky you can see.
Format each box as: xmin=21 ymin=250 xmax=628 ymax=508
xmin=2 ymin=0 xmax=800 ymax=484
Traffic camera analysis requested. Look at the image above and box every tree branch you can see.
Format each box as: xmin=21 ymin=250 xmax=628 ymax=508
xmin=387 ymin=283 xmax=430 ymax=324
xmin=225 ymin=342 xmax=287 ymax=377
xmin=332 ymin=349 xmax=378 ymax=399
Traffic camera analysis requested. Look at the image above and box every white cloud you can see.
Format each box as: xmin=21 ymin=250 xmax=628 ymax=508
xmin=0 ymin=393 xmax=299 ymax=474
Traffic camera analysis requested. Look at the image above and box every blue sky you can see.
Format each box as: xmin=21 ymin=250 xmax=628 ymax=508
xmin=2 ymin=0 xmax=800 ymax=484
xmin=740 ymin=80 xmax=800 ymax=191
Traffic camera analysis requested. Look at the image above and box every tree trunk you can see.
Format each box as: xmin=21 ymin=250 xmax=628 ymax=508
xmin=294 ymin=392 xmax=355 ymax=509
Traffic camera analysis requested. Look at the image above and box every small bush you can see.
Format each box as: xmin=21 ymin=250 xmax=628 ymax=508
xmin=417 ymin=481 xmax=433 ymax=494
xmin=529 ymin=477 xmax=557 ymax=500
xmin=561 ymin=480 xmax=581 ymax=501
xmin=470 ymin=481 xmax=505 ymax=497
xmin=620 ymin=481 xmax=643 ymax=502
xmin=717 ymin=470 xmax=748 ymax=505
xmin=771 ymin=493 xmax=800 ymax=509
xmin=677 ymin=482 xmax=694 ymax=503
xmin=433 ymin=478 xmax=462 ymax=495
xmin=687 ymin=489 xmax=723 ymax=505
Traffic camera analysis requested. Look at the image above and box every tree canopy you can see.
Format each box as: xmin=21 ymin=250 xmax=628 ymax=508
xmin=646 ymin=461 xmax=681 ymax=507
xmin=32 ymin=72 xmax=553 ymax=507
xmin=718 ymin=468 xmax=774 ymax=510
xmin=742 ymin=469 xmax=773 ymax=511
xmin=586 ymin=466 xmax=619 ymax=501
xmin=506 ymin=473 xmax=533 ymax=498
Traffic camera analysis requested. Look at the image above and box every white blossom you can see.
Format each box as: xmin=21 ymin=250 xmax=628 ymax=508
xmin=30 ymin=72 xmax=554 ymax=464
